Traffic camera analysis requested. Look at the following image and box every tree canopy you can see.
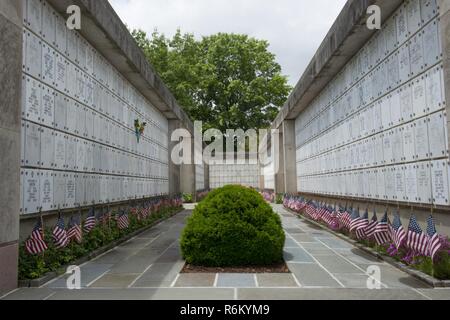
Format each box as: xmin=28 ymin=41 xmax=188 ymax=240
xmin=132 ymin=29 xmax=292 ymax=132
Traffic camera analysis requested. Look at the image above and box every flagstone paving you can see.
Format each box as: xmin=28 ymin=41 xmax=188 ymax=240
xmin=3 ymin=205 xmax=450 ymax=300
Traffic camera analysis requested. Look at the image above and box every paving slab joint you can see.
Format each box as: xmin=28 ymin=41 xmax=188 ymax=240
xmin=283 ymin=207 xmax=450 ymax=288
xmin=17 ymin=209 xmax=184 ymax=288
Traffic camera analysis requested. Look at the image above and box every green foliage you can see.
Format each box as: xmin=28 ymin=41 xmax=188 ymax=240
xmin=196 ymin=190 xmax=210 ymax=202
xmin=19 ymin=205 xmax=183 ymax=280
xmin=414 ymin=256 xmax=435 ymax=277
xmin=410 ymin=252 xmax=450 ymax=280
xmin=432 ymin=252 xmax=450 ymax=280
xmin=132 ymin=29 xmax=292 ymax=133
xmin=183 ymin=193 xmax=193 ymax=203
xmin=180 ymin=185 xmax=285 ymax=267
xmin=364 ymin=238 xmax=450 ymax=280
xmin=275 ymin=194 xmax=284 ymax=204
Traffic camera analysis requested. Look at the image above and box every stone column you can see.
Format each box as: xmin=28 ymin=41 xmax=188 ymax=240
xmin=180 ymin=131 xmax=196 ymax=201
xmin=259 ymin=175 xmax=264 ymax=190
xmin=168 ymin=120 xmax=181 ymax=197
xmin=436 ymin=0 xmax=450 ymax=234
xmin=0 ymin=0 xmax=22 ymax=295
xmin=204 ymin=163 xmax=210 ymax=190
xmin=274 ymin=127 xmax=285 ymax=194
xmin=180 ymin=163 xmax=196 ymax=200
xmin=439 ymin=0 xmax=450 ymax=154
xmin=282 ymin=120 xmax=298 ymax=194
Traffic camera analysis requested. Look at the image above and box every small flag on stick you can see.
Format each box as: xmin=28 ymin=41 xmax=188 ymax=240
xmin=53 ymin=214 xmax=69 ymax=249
xmin=25 ymin=217 xmax=48 ymax=255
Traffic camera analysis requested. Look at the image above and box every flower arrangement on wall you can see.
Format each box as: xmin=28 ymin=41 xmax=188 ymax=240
xmin=134 ymin=119 xmax=147 ymax=143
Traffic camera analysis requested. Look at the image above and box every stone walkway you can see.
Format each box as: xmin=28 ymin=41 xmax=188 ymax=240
xmin=2 ymin=205 xmax=450 ymax=300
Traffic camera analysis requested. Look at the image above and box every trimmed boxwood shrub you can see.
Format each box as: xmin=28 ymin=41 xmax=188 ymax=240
xmin=180 ymin=185 xmax=285 ymax=267
xmin=183 ymin=193 xmax=193 ymax=203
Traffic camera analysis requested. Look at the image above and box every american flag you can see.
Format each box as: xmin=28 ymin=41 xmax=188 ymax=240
xmin=374 ymin=211 xmax=391 ymax=245
xmin=117 ymin=210 xmax=129 ymax=230
xmin=299 ymin=199 xmax=307 ymax=212
xmin=339 ymin=207 xmax=352 ymax=230
xmin=149 ymin=200 xmax=155 ymax=213
xmin=328 ymin=205 xmax=340 ymax=229
xmin=319 ymin=204 xmax=329 ymax=222
xmin=365 ymin=210 xmax=378 ymax=239
xmin=313 ymin=203 xmax=326 ymax=221
xmin=305 ymin=202 xmax=316 ymax=219
xmin=140 ymin=206 xmax=149 ymax=220
xmin=406 ymin=215 xmax=429 ymax=256
xmin=427 ymin=215 xmax=442 ymax=261
xmin=130 ymin=207 xmax=138 ymax=217
xmin=84 ymin=208 xmax=96 ymax=233
xmin=25 ymin=218 xmax=48 ymax=255
xmin=286 ymin=196 xmax=293 ymax=210
xmin=349 ymin=208 xmax=361 ymax=233
xmin=67 ymin=216 xmax=82 ymax=244
xmin=291 ymin=197 xmax=303 ymax=212
xmin=283 ymin=195 xmax=290 ymax=208
xmin=295 ymin=198 xmax=305 ymax=212
xmin=355 ymin=209 xmax=369 ymax=240
xmin=315 ymin=203 xmax=323 ymax=220
xmin=53 ymin=215 xmax=69 ymax=249
xmin=321 ymin=205 xmax=334 ymax=226
xmin=102 ymin=210 xmax=112 ymax=226
xmin=134 ymin=206 xmax=142 ymax=221
xmin=154 ymin=199 xmax=161 ymax=212
xmin=390 ymin=213 xmax=406 ymax=249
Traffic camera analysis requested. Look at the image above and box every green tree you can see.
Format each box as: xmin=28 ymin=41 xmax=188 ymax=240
xmin=132 ymin=29 xmax=292 ymax=132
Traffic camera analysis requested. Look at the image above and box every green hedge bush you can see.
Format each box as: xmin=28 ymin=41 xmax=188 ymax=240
xmin=183 ymin=193 xmax=193 ymax=203
xmin=180 ymin=185 xmax=285 ymax=267
xmin=275 ymin=194 xmax=284 ymax=204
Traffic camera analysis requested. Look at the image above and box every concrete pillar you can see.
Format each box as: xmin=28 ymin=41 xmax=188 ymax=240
xmin=180 ymin=132 xmax=196 ymax=201
xmin=0 ymin=0 xmax=22 ymax=295
xmin=180 ymin=163 xmax=196 ymax=200
xmin=258 ymin=171 xmax=265 ymax=190
xmin=204 ymin=163 xmax=210 ymax=190
xmin=282 ymin=120 xmax=298 ymax=194
xmin=438 ymin=0 xmax=450 ymax=155
xmin=274 ymin=126 xmax=285 ymax=194
xmin=434 ymin=0 xmax=450 ymax=236
xmin=168 ymin=120 xmax=181 ymax=197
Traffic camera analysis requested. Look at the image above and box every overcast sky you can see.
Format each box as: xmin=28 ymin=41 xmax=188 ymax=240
xmin=109 ymin=0 xmax=347 ymax=86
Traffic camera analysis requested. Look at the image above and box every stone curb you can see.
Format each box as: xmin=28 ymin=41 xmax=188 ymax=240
xmin=18 ymin=209 xmax=184 ymax=288
xmin=283 ymin=207 xmax=450 ymax=288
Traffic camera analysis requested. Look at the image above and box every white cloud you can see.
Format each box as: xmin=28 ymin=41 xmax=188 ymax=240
xmin=109 ymin=0 xmax=346 ymax=86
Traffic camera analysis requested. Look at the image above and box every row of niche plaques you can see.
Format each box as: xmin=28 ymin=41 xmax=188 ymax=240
xmin=297 ymin=160 xmax=450 ymax=206
xmin=21 ymin=169 xmax=169 ymax=215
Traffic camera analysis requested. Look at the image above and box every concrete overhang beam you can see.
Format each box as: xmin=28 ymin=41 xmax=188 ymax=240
xmin=46 ymin=0 xmax=195 ymax=134
xmin=272 ymin=0 xmax=404 ymax=130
